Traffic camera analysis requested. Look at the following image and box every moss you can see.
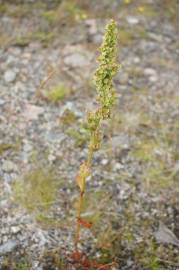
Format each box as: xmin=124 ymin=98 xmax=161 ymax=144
xmin=136 ymin=4 xmax=157 ymax=17
xmin=42 ymin=250 xmax=67 ymax=270
xmin=42 ymin=10 xmax=58 ymax=24
xmin=13 ymin=31 xmax=54 ymax=47
xmin=47 ymin=84 xmax=70 ymax=103
xmin=118 ymin=29 xmax=134 ymax=46
xmin=60 ymin=109 xmax=77 ymax=126
xmin=13 ymin=36 xmax=30 ymax=47
xmin=144 ymin=164 xmax=176 ymax=190
xmin=13 ymin=168 xmax=59 ymax=213
xmin=132 ymin=140 xmax=159 ymax=162
xmin=42 ymin=0 xmax=87 ymax=25
xmin=0 ymin=143 xmax=14 ymax=155
xmin=0 ymin=3 xmax=8 ymax=14
xmin=14 ymin=262 xmax=29 ymax=270
xmin=31 ymin=31 xmax=54 ymax=46
xmin=1 ymin=258 xmax=30 ymax=270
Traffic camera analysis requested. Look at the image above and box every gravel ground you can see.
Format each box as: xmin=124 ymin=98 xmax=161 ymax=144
xmin=0 ymin=0 xmax=179 ymax=269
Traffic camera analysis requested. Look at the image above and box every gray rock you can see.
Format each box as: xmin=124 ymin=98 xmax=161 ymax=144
xmin=0 ymin=240 xmax=18 ymax=255
xmin=4 ymin=70 xmax=17 ymax=83
xmin=63 ymin=45 xmax=93 ymax=67
xmin=2 ymin=160 xmax=17 ymax=172
xmin=64 ymin=53 xmax=90 ymax=67
xmin=0 ymin=99 xmax=5 ymax=105
xmin=154 ymin=222 xmax=179 ymax=247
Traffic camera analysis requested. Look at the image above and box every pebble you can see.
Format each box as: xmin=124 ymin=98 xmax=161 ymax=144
xmin=144 ymin=68 xmax=157 ymax=76
xmin=0 ymin=240 xmax=18 ymax=255
xmin=2 ymin=160 xmax=17 ymax=173
xmin=23 ymin=104 xmax=44 ymax=120
xmin=144 ymin=68 xmax=158 ymax=82
xmin=0 ymin=99 xmax=5 ymax=105
xmin=114 ymin=162 xmax=124 ymax=171
xmin=126 ymin=16 xmax=139 ymax=25
xmin=4 ymin=70 xmax=17 ymax=83
xmin=11 ymin=226 xmax=21 ymax=234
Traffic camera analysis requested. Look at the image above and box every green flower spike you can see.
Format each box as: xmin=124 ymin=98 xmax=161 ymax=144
xmin=94 ymin=19 xmax=119 ymax=119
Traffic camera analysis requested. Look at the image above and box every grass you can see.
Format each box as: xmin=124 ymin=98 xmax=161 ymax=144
xmin=13 ymin=168 xmax=59 ymax=213
xmin=0 ymin=143 xmax=15 ymax=155
xmin=42 ymin=0 xmax=87 ymax=26
xmin=136 ymin=4 xmax=157 ymax=17
xmin=118 ymin=29 xmax=134 ymax=46
xmin=46 ymin=84 xmax=71 ymax=103
xmin=14 ymin=31 xmax=54 ymax=47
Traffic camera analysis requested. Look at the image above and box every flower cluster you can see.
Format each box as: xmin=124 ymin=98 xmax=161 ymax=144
xmin=94 ymin=19 xmax=119 ymax=119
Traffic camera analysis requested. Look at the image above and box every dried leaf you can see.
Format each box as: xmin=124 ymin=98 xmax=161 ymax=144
xmin=154 ymin=221 xmax=179 ymax=247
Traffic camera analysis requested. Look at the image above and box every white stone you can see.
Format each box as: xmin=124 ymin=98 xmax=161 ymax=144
xmin=126 ymin=16 xmax=139 ymax=25
xmin=4 ymin=70 xmax=16 ymax=83
xmin=144 ymin=68 xmax=157 ymax=76
xmin=11 ymin=226 xmax=21 ymax=234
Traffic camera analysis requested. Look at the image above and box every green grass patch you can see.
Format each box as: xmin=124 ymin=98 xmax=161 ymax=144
xmin=13 ymin=168 xmax=59 ymax=213
xmin=46 ymin=84 xmax=71 ymax=103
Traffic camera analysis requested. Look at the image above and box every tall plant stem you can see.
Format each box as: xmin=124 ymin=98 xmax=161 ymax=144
xmin=75 ymin=144 xmax=93 ymax=250
xmin=75 ymin=191 xmax=84 ymax=250
xmin=74 ymin=19 xmax=119 ymax=251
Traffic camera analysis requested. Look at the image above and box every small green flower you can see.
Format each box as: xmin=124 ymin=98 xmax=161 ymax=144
xmin=94 ymin=19 xmax=119 ymax=119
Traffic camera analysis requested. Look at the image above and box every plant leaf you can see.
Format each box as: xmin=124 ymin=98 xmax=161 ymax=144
xmin=77 ymin=218 xmax=93 ymax=229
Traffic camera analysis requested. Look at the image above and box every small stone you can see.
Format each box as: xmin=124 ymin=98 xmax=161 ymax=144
xmin=101 ymin=159 xmax=108 ymax=165
xmin=114 ymin=162 xmax=124 ymax=171
xmin=64 ymin=53 xmax=90 ymax=67
xmin=0 ymin=240 xmax=18 ymax=255
xmin=23 ymin=104 xmax=44 ymax=120
xmin=4 ymin=70 xmax=17 ymax=83
xmin=0 ymin=99 xmax=5 ymax=105
xmin=11 ymin=226 xmax=21 ymax=234
xmin=2 ymin=160 xmax=17 ymax=172
xmin=127 ymin=259 xmax=133 ymax=267
xmin=144 ymin=68 xmax=158 ymax=82
xmin=126 ymin=16 xmax=139 ymax=25
xmin=144 ymin=68 xmax=157 ymax=76
xmin=48 ymin=154 xmax=56 ymax=163
xmin=133 ymin=57 xmax=140 ymax=64
xmin=149 ymin=75 xmax=158 ymax=82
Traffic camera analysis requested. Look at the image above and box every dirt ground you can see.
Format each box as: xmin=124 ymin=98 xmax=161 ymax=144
xmin=0 ymin=0 xmax=179 ymax=269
